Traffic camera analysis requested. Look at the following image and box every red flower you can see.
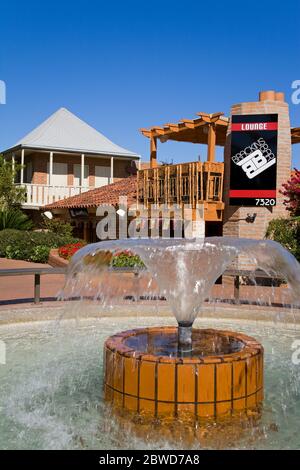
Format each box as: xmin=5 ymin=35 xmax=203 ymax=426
xmin=58 ymin=241 xmax=85 ymax=260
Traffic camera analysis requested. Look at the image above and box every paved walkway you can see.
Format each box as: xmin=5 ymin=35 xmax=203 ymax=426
xmin=0 ymin=258 xmax=65 ymax=305
xmin=0 ymin=258 xmax=293 ymax=308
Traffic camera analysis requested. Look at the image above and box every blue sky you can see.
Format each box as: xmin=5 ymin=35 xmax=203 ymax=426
xmin=0 ymin=0 xmax=299 ymax=165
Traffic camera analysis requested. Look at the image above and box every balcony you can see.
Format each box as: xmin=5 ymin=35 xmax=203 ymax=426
xmin=137 ymin=161 xmax=224 ymax=221
xmin=17 ymin=184 xmax=94 ymax=208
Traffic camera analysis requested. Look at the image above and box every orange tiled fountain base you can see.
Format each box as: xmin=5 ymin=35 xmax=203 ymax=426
xmin=104 ymin=327 xmax=264 ymax=418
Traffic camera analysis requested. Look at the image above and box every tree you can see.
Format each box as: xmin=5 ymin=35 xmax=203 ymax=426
xmin=280 ymin=169 xmax=300 ymax=216
xmin=0 ymin=154 xmax=26 ymax=209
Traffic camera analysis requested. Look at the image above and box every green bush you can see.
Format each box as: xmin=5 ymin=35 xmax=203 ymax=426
xmin=0 ymin=208 xmax=33 ymax=230
xmin=0 ymin=229 xmax=82 ymax=263
xmin=41 ymin=216 xmax=74 ymax=237
xmin=111 ymin=250 xmax=145 ymax=268
xmin=265 ymin=217 xmax=300 ymax=261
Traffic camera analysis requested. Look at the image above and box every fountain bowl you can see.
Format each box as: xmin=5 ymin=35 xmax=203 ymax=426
xmin=104 ymin=327 xmax=264 ymax=419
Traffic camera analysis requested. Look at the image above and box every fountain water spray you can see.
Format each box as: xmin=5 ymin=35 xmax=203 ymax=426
xmin=67 ymin=237 xmax=300 ymax=349
xmin=64 ymin=237 xmax=300 ymax=420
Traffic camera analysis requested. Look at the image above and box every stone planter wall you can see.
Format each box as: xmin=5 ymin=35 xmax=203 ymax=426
xmin=48 ymin=248 xmax=69 ymax=268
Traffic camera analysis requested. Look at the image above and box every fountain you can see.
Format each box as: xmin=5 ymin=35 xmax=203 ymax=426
xmin=66 ymin=237 xmax=300 ymax=421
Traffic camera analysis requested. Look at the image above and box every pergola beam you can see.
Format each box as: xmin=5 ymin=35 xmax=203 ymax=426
xmin=291 ymin=127 xmax=300 ymax=144
xmin=141 ymin=112 xmax=229 ymax=142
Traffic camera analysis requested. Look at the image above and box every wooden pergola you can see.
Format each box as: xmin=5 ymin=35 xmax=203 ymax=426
xmin=141 ymin=114 xmax=300 ymax=167
xmin=139 ymin=112 xmax=228 ymax=221
xmin=292 ymin=127 xmax=300 ymax=144
xmin=140 ymin=112 xmax=229 ymax=167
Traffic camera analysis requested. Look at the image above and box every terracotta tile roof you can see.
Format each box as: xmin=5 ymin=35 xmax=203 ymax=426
xmin=45 ymin=176 xmax=137 ymax=209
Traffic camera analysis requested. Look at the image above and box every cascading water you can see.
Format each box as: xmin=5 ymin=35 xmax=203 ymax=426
xmin=64 ymin=237 xmax=300 ymax=353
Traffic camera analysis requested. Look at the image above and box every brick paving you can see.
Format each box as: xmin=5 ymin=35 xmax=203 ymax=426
xmin=0 ymin=258 xmax=65 ymax=305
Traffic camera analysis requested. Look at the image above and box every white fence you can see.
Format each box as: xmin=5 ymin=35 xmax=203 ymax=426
xmin=18 ymin=184 xmax=93 ymax=207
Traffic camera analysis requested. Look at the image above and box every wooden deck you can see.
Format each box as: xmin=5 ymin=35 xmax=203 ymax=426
xmin=137 ymin=161 xmax=224 ymax=221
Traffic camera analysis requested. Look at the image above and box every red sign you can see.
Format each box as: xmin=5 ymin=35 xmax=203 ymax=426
xmin=231 ymin=122 xmax=278 ymax=132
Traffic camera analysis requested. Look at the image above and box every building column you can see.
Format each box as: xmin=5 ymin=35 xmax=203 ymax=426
xmin=81 ymin=153 xmax=85 ymax=187
xmin=150 ymin=136 xmax=157 ymax=168
xmin=20 ymin=149 xmax=25 ymax=184
xmin=49 ymin=151 xmax=53 ymax=186
xmin=207 ymin=123 xmax=216 ymax=162
xmin=12 ymin=153 xmax=15 ymax=182
xmin=110 ymin=157 xmax=114 ymax=183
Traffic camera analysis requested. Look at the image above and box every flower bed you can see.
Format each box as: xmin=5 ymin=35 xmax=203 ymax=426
xmin=57 ymin=244 xmax=144 ymax=268
xmin=58 ymin=241 xmax=86 ymax=260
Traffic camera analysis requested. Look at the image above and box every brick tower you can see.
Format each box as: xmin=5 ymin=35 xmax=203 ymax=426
xmin=223 ymin=90 xmax=292 ymax=242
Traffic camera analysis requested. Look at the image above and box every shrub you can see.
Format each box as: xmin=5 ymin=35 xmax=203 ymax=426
xmin=41 ymin=216 xmax=74 ymax=237
xmin=0 ymin=208 xmax=33 ymax=230
xmin=58 ymin=241 xmax=86 ymax=260
xmin=30 ymin=246 xmax=52 ymax=264
xmin=280 ymin=169 xmax=300 ymax=216
xmin=265 ymin=217 xmax=300 ymax=261
xmin=111 ymin=250 xmax=145 ymax=268
xmin=0 ymin=229 xmax=82 ymax=263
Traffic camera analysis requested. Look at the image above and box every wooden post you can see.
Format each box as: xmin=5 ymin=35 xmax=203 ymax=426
xmin=20 ymin=149 xmax=25 ymax=184
xmin=153 ymin=168 xmax=158 ymax=204
xmin=195 ymin=162 xmax=199 ymax=204
xmin=200 ymin=163 xmax=204 ymax=201
xmin=178 ymin=164 xmax=182 ymax=203
xmin=206 ymin=166 xmax=211 ymax=201
xmin=136 ymin=172 xmax=140 ymax=209
xmin=207 ymin=123 xmax=216 ymax=162
xmin=144 ymin=170 xmax=147 ymax=207
xmin=165 ymin=165 xmax=169 ymax=205
xmin=150 ymin=136 xmax=157 ymax=168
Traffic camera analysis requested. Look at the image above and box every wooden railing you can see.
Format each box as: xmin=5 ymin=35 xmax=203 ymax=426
xmin=16 ymin=184 xmax=94 ymax=207
xmin=137 ymin=161 xmax=224 ymax=220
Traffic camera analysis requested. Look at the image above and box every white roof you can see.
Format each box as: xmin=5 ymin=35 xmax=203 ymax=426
xmin=5 ymin=107 xmax=139 ymax=158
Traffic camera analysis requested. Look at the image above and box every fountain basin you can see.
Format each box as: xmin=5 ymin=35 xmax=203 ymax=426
xmin=104 ymin=327 xmax=264 ymax=418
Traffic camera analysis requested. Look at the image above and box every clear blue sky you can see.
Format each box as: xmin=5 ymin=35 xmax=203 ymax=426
xmin=0 ymin=0 xmax=299 ymax=165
